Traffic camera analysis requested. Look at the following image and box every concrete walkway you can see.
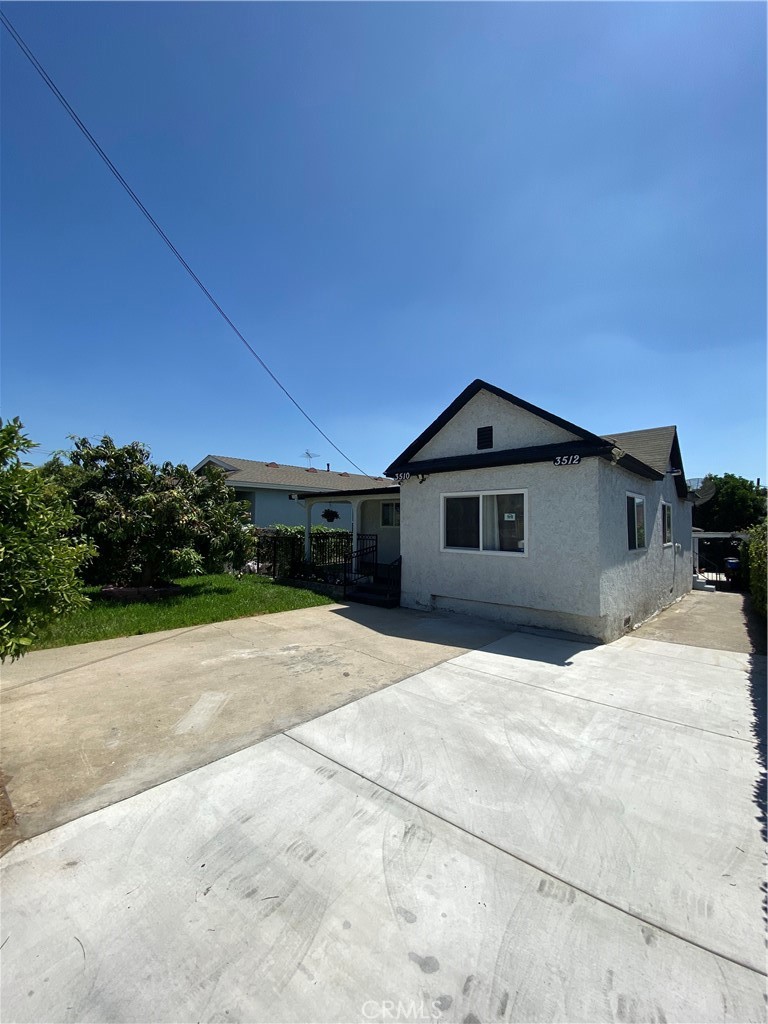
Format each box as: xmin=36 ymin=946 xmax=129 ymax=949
xmin=1 ymin=609 xmax=765 ymax=1022
xmin=633 ymin=590 xmax=766 ymax=655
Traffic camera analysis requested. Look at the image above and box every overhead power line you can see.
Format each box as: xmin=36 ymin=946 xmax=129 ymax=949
xmin=0 ymin=10 xmax=374 ymax=479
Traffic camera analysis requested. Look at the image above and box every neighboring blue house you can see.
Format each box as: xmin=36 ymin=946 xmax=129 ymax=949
xmin=192 ymin=456 xmax=391 ymax=528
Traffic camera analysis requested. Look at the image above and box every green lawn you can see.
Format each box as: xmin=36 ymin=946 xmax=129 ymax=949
xmin=30 ymin=574 xmax=333 ymax=651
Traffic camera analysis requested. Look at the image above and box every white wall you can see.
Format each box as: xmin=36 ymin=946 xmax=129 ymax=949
xmin=399 ymin=459 xmax=605 ymax=638
xmin=415 ymin=390 xmax=580 ymax=461
xmin=597 ymin=460 xmax=692 ymax=638
xmin=359 ymin=500 xmax=400 ymax=562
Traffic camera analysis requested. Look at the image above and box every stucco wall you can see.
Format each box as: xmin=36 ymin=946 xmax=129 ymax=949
xmin=234 ymin=486 xmax=353 ymax=529
xmin=399 ymin=459 xmax=605 ymax=637
xmin=359 ymin=500 xmax=400 ymax=562
xmin=415 ymin=390 xmax=580 ymax=461
xmin=597 ymin=460 xmax=692 ymax=639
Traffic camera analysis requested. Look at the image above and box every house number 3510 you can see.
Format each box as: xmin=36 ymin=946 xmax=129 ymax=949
xmin=553 ymin=455 xmax=581 ymax=466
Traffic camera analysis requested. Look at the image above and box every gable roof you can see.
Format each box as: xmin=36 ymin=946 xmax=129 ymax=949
xmin=602 ymin=426 xmax=687 ymax=497
xmin=385 ymin=379 xmax=606 ymax=475
xmin=193 ymin=456 xmax=390 ymax=491
xmin=384 ymin=379 xmax=687 ymax=494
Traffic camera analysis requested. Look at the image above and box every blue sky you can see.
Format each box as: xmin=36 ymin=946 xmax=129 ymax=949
xmin=2 ymin=2 xmax=765 ymax=481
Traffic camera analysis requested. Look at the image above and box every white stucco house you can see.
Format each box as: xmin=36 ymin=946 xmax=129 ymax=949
xmin=299 ymin=379 xmax=693 ymax=642
xmin=192 ymin=456 xmax=391 ymax=528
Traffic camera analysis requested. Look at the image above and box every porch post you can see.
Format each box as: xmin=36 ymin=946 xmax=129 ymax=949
xmin=304 ymin=500 xmax=312 ymax=560
xmin=351 ymin=498 xmax=359 ymax=550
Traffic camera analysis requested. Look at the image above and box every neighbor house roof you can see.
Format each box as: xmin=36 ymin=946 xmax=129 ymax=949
xmin=193 ymin=456 xmax=390 ymax=491
xmin=384 ymin=379 xmax=687 ymax=496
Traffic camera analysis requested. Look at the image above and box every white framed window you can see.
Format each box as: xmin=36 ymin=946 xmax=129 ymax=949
xmin=381 ymin=501 xmax=400 ymax=528
xmin=441 ymin=490 xmax=527 ymax=556
xmin=662 ymin=502 xmax=672 ymax=545
xmin=626 ymin=493 xmax=646 ymax=551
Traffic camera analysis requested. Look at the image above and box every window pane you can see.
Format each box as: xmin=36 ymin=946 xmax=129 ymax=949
xmin=664 ymin=504 xmax=672 ymax=543
xmin=635 ymin=498 xmax=646 ymax=548
xmin=482 ymin=493 xmax=525 ymax=552
xmin=381 ymin=503 xmax=392 ymax=527
xmin=627 ymin=496 xmax=636 ymax=549
xmin=393 ymin=502 xmax=400 ymax=527
xmin=445 ymin=496 xmax=479 ymax=549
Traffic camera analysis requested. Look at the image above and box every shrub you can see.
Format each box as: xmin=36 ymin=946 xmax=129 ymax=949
xmin=0 ymin=419 xmax=95 ymax=661
xmin=746 ymin=520 xmax=767 ymax=617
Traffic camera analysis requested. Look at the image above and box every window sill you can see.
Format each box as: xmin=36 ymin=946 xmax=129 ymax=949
xmin=441 ymin=547 xmax=527 ymax=558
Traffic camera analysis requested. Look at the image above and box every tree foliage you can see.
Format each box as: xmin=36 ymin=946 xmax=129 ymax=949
xmin=0 ymin=419 xmax=95 ymax=661
xmin=692 ymin=474 xmax=767 ymax=532
xmin=41 ymin=437 xmax=257 ymax=586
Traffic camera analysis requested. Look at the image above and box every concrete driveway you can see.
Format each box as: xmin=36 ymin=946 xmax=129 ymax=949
xmin=0 ymin=605 xmax=506 ymax=843
xmin=1 ymin=606 xmax=765 ymax=1022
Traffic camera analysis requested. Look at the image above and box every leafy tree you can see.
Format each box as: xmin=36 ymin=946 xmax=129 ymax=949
xmin=41 ymin=437 xmax=256 ymax=586
xmin=0 ymin=419 xmax=94 ymax=661
xmin=692 ymin=474 xmax=767 ymax=532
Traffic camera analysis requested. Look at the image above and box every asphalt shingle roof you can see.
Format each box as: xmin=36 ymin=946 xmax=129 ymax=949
xmin=198 ymin=456 xmax=390 ymax=490
xmin=601 ymin=427 xmax=677 ymax=475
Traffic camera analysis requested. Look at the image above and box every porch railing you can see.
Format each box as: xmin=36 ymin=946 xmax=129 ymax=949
xmin=343 ymin=538 xmax=378 ymax=598
xmin=378 ymin=555 xmax=402 ymax=594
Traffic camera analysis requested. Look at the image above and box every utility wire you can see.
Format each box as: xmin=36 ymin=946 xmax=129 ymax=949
xmin=0 ymin=10 xmax=375 ymax=479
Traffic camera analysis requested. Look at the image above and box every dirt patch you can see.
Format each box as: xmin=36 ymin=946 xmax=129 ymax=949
xmin=0 ymin=771 xmax=21 ymax=856
xmin=99 ymin=584 xmax=183 ymax=603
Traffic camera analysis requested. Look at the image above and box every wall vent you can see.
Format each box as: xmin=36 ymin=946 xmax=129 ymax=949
xmin=477 ymin=426 xmax=493 ymax=450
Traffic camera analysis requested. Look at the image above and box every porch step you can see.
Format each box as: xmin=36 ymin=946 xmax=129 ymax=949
xmin=693 ymin=575 xmax=716 ymax=592
xmin=345 ymin=582 xmax=400 ymax=609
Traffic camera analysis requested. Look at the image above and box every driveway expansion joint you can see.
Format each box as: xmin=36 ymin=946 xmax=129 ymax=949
xmin=441 ymin=660 xmax=755 ymax=744
xmin=285 ymin=730 xmax=767 ymax=979
xmin=0 ymin=624 xmax=210 ymax=692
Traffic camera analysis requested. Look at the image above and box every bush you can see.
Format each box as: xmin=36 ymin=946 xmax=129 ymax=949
xmin=0 ymin=419 xmax=95 ymax=661
xmin=270 ymin=524 xmax=350 ymax=538
xmin=40 ymin=437 xmax=257 ymax=586
xmin=746 ymin=520 xmax=767 ymax=617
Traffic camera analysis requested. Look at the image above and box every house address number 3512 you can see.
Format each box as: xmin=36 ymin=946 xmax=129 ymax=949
xmin=553 ymin=455 xmax=581 ymax=466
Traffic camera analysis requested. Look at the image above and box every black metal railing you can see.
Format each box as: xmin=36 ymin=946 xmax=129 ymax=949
xmin=343 ymin=538 xmax=378 ymax=598
xmin=377 ymin=555 xmax=402 ymax=594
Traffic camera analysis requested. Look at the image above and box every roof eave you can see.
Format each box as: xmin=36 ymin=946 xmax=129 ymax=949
xmin=387 ymin=440 xmax=615 ymax=477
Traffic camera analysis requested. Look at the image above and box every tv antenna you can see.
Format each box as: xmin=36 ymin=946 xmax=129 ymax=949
xmin=302 ymin=449 xmax=320 ymax=467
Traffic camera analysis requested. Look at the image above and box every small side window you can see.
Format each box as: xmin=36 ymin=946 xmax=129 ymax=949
xmin=662 ymin=502 xmax=672 ymax=545
xmin=381 ymin=502 xmax=400 ymax=528
xmin=627 ymin=494 xmax=646 ymax=551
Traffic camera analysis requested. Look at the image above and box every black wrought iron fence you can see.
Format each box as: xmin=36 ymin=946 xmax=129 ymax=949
xmin=247 ymin=531 xmax=378 ymax=581
xmin=310 ymin=531 xmax=353 ymax=567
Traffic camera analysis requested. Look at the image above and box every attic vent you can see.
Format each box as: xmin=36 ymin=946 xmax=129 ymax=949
xmin=477 ymin=426 xmax=493 ymax=450
xmin=265 ymin=462 xmax=280 ymax=468
xmin=339 ymin=472 xmax=350 ymax=477
xmin=306 ymin=467 xmax=318 ymax=473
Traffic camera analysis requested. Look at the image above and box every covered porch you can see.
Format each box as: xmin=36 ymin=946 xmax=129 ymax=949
xmin=297 ymin=485 xmax=401 ymax=606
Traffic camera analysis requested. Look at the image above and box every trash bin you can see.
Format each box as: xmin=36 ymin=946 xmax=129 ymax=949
xmin=724 ymin=557 xmax=742 ymax=589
